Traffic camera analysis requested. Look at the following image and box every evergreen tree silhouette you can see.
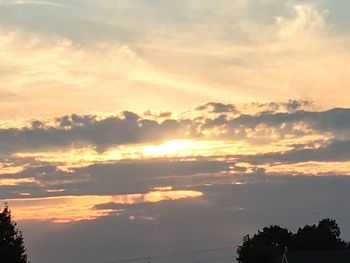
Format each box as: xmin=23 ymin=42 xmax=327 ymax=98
xmin=0 ymin=203 xmax=29 ymax=263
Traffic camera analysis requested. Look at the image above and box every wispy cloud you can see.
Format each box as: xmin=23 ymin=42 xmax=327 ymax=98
xmin=6 ymin=190 xmax=203 ymax=223
xmin=0 ymin=0 xmax=74 ymax=9
xmin=0 ymin=3 xmax=350 ymax=119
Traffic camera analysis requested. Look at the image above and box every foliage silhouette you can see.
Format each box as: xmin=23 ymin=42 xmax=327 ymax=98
xmin=0 ymin=203 xmax=29 ymax=263
xmin=237 ymin=218 xmax=348 ymax=263
xmin=290 ymin=218 xmax=347 ymax=251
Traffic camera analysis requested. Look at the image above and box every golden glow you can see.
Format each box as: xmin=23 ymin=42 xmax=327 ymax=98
xmin=0 ymin=178 xmax=36 ymax=186
xmin=141 ymin=140 xmax=198 ymax=157
xmin=5 ymin=190 xmax=203 ymax=223
xmin=262 ymin=161 xmax=350 ymax=176
xmin=0 ymin=165 xmax=25 ymax=175
xmin=13 ymin=134 xmax=330 ymax=171
xmin=13 ymin=139 xmax=283 ymax=168
xmin=153 ymin=186 xmax=173 ymax=191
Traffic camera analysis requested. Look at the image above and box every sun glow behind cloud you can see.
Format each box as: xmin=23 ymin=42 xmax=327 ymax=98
xmin=11 ymin=140 xmax=266 ymax=170
xmin=141 ymin=140 xmax=197 ymax=157
xmin=12 ymin=133 xmax=330 ymax=170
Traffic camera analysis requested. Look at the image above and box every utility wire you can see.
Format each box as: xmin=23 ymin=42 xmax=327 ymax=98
xmin=96 ymin=239 xmax=235 ymax=251
xmin=104 ymin=245 xmax=234 ymax=263
xmin=185 ymin=255 xmax=234 ymax=263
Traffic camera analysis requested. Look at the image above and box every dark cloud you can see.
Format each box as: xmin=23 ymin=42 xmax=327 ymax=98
xmin=248 ymin=100 xmax=313 ymax=113
xmin=143 ymin=111 xmax=172 ymax=119
xmin=196 ymin=102 xmax=239 ymax=114
xmin=0 ymin=112 xmax=187 ymax=154
xmin=285 ymin=100 xmax=313 ymax=112
xmin=241 ymin=139 xmax=350 ymax=164
xmin=0 ymin=158 xmax=232 ymax=199
xmin=202 ymin=107 xmax=350 ymax=141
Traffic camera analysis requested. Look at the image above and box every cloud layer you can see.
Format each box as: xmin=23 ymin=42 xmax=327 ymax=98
xmin=0 ymin=102 xmax=349 ymax=155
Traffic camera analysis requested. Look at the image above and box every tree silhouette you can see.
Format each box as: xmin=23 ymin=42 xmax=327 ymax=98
xmin=237 ymin=218 xmax=348 ymax=263
xmin=237 ymin=225 xmax=292 ymax=263
xmin=0 ymin=203 xmax=29 ymax=263
xmin=290 ymin=218 xmax=347 ymax=251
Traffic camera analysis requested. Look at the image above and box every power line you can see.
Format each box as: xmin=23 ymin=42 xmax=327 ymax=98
xmin=104 ymin=245 xmax=234 ymax=263
xmin=94 ymin=239 xmax=235 ymax=251
xmin=185 ymin=255 xmax=235 ymax=263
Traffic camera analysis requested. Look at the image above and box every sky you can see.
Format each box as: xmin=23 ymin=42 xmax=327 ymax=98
xmin=1 ymin=0 xmax=350 ymax=262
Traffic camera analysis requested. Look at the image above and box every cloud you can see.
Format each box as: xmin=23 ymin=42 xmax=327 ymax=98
xmin=136 ymin=2 xmax=350 ymax=109
xmin=6 ymin=189 xmax=203 ymax=223
xmin=0 ymin=90 xmax=22 ymax=102
xmin=0 ymin=26 xmax=239 ymax=119
xmin=0 ymin=2 xmax=350 ymax=119
xmin=0 ymin=112 xmax=188 ymax=153
xmin=0 ymin=0 xmax=74 ymax=9
xmin=0 ymin=158 xmax=231 ymax=199
xmin=247 ymin=100 xmax=313 ymax=113
xmin=196 ymin=102 xmax=239 ymax=114
xmin=276 ymin=4 xmax=328 ymax=39
xmin=241 ymin=139 xmax=350 ymax=165
xmin=1 ymin=104 xmax=350 ymax=155
xmin=214 ymin=107 xmax=350 ymax=138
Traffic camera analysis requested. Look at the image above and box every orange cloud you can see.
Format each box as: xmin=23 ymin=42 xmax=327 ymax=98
xmin=5 ymin=190 xmax=203 ymax=223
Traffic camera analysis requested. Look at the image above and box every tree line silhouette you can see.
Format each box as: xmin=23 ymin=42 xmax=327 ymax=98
xmin=237 ymin=218 xmax=348 ymax=263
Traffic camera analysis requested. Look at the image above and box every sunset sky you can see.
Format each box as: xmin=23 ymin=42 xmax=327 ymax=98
xmin=1 ymin=1 xmax=350 ymax=262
